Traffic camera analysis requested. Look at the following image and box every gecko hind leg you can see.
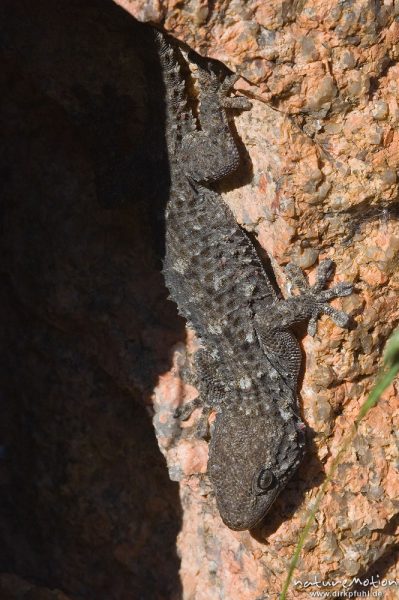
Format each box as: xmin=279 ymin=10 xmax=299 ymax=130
xmin=180 ymin=59 xmax=251 ymax=185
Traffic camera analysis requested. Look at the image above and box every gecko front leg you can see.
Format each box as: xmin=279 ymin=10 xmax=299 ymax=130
xmin=253 ymin=259 xmax=353 ymax=384
xmin=174 ymin=348 xmax=227 ymax=438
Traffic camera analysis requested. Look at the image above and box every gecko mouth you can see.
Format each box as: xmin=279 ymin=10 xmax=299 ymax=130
xmin=218 ymin=485 xmax=282 ymax=531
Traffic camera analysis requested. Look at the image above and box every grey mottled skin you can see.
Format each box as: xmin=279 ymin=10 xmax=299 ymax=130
xmin=156 ymin=32 xmax=353 ymax=530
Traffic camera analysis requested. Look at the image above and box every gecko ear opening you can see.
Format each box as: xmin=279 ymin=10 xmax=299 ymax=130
xmin=255 ymin=468 xmax=275 ymax=494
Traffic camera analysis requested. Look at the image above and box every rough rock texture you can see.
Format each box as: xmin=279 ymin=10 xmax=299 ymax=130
xmin=120 ymin=0 xmax=399 ymax=598
xmin=0 ymin=0 xmax=398 ymax=599
xmin=0 ymin=574 xmax=76 ymax=600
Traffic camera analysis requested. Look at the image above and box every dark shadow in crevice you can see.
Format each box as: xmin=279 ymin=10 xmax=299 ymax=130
xmin=0 ymin=1 xmax=184 ymax=598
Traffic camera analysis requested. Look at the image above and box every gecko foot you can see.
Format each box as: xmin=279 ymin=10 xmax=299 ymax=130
xmin=174 ymin=397 xmax=211 ymax=439
xmin=285 ymin=259 xmax=353 ymax=336
xmin=192 ymin=55 xmax=252 ymax=111
xmin=219 ymin=73 xmax=252 ymax=110
xmin=174 ymin=396 xmax=202 ymax=420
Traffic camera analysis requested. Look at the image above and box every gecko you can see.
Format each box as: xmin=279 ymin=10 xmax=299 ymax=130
xmin=155 ymin=30 xmax=353 ymax=530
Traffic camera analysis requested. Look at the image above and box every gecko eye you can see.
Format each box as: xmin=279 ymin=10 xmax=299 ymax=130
xmin=256 ymin=468 xmax=275 ymax=493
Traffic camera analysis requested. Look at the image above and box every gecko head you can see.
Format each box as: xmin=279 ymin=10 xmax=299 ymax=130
xmin=208 ymin=406 xmax=305 ymax=530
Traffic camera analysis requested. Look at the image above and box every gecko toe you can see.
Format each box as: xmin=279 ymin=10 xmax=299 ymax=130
xmin=307 ymin=315 xmax=318 ymax=337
